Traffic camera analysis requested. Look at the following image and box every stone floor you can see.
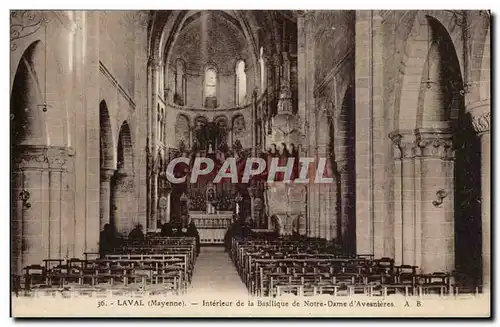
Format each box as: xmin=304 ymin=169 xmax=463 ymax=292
xmin=188 ymin=246 xmax=248 ymax=296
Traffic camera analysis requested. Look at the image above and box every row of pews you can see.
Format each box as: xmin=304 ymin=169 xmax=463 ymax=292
xmin=231 ymin=235 xmax=479 ymax=297
xmin=12 ymin=237 xmax=197 ymax=297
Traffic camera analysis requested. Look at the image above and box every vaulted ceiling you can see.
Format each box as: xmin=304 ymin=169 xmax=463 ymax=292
xmin=147 ymin=10 xmax=298 ymax=67
xmin=169 ymin=11 xmax=249 ymax=74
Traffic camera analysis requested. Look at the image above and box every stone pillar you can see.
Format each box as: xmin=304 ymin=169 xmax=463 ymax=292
xmin=317 ymin=146 xmax=328 ymax=240
xmin=371 ymin=13 xmax=390 ymax=259
xmin=114 ymin=171 xmax=137 ymax=233
xmin=166 ymin=193 xmax=171 ymax=224
xmin=329 ymin=171 xmax=339 ymax=241
xmin=133 ymin=11 xmax=149 ymax=226
xmin=251 ymin=92 xmax=256 ymax=156
xmin=150 ymin=172 xmax=158 ymax=229
xmin=468 ymin=104 xmax=490 ymax=291
xmin=297 ymin=11 xmax=308 ymax=122
xmin=299 ymin=12 xmax=316 ymax=238
xmin=390 ymin=132 xmax=417 ymax=266
xmin=415 ymin=129 xmax=454 ymax=273
xmin=391 ymin=134 xmax=403 ymax=266
xmin=99 ymin=168 xmax=115 ymax=230
xmin=337 ymin=160 xmax=351 ymax=250
xmin=355 ymin=10 xmax=374 ymax=255
xmin=149 ymin=59 xmax=160 ymax=228
xmin=110 ymin=176 xmax=118 ymax=229
xmin=11 ymin=145 xmax=75 ymax=274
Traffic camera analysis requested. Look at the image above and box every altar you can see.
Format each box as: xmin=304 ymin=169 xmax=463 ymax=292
xmin=189 ymin=211 xmax=233 ymax=244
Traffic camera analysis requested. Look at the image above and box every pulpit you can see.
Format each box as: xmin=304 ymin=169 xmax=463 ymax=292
xmin=189 ymin=211 xmax=233 ymax=244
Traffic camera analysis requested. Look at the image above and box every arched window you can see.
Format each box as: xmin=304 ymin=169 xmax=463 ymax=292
xmin=204 ymin=65 xmax=218 ymax=108
xmin=174 ymin=59 xmax=186 ymax=106
xmin=259 ymin=47 xmax=266 ymax=92
xmin=236 ymin=60 xmax=247 ymax=106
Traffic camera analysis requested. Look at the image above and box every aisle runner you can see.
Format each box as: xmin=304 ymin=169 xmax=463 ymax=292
xmin=188 ymin=246 xmax=248 ymax=296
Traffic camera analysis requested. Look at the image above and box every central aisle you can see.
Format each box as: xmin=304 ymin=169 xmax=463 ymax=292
xmin=188 ymin=246 xmax=249 ymax=296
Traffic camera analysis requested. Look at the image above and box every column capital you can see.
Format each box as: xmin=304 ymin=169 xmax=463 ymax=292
xmin=467 ymin=100 xmax=490 ymax=134
xmin=148 ymin=57 xmax=161 ymax=69
xmin=114 ymin=172 xmax=136 ymax=193
xmin=389 ymin=131 xmax=416 ymax=159
xmin=12 ymin=145 xmax=75 ymax=171
xmin=100 ymin=168 xmax=116 ymax=182
xmin=414 ymin=128 xmax=454 ymax=159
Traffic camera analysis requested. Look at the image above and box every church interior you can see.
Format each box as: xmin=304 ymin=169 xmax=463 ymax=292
xmin=10 ymin=10 xmax=491 ymax=298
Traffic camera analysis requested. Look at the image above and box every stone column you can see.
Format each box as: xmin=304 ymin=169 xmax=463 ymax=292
xmin=251 ymin=92 xmax=257 ymax=156
xmin=415 ymin=129 xmax=454 ymax=273
xmin=114 ymin=171 xmax=137 ymax=233
xmin=110 ymin=176 xmax=118 ymax=229
xmin=150 ymin=171 xmax=158 ymax=229
xmin=299 ymin=12 xmax=316 ymax=238
xmin=371 ymin=12 xmax=390 ymax=259
xmin=329 ymin=169 xmax=339 ymax=241
xmin=355 ymin=10 xmax=374 ymax=255
xmin=297 ymin=11 xmax=308 ymax=122
xmin=99 ymin=168 xmax=115 ymax=230
xmin=11 ymin=145 xmax=75 ymax=274
xmin=468 ymin=103 xmax=490 ymax=291
xmin=166 ymin=193 xmax=171 ymax=224
xmin=133 ymin=11 xmax=149 ymax=226
xmin=337 ymin=160 xmax=349 ymax=248
xmin=149 ymin=58 xmax=160 ymax=228
xmin=316 ymin=146 xmax=329 ymax=240
xmin=336 ymin=159 xmax=355 ymax=251
xmin=390 ymin=132 xmax=417 ymax=266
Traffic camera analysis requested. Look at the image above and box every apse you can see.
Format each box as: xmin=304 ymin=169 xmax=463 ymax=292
xmin=166 ymin=11 xmax=254 ymax=108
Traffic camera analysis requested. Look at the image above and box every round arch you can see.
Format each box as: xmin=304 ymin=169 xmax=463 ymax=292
xmin=156 ymin=11 xmax=260 ymax=84
xmin=394 ymin=12 xmax=464 ymax=131
xmin=117 ymin=121 xmax=134 ymax=174
xmin=99 ymin=100 xmax=115 ymax=169
xmin=175 ymin=114 xmax=191 ymax=148
xmin=11 ymin=40 xmax=48 ymax=147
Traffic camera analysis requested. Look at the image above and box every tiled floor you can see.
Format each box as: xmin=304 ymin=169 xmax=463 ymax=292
xmin=188 ymin=246 xmax=248 ymax=296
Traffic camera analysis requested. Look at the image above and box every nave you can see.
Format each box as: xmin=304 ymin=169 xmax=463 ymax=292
xmin=188 ymin=246 xmax=247 ymax=296
xmin=9 ymin=10 xmax=491 ymax=302
xmin=12 ymin=229 xmax=481 ymax=298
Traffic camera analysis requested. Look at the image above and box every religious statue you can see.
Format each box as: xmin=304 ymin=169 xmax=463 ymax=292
xmin=277 ymin=82 xmax=292 ymax=114
xmin=178 ymin=139 xmax=186 ymax=154
xmin=206 ymin=184 xmax=216 ymax=214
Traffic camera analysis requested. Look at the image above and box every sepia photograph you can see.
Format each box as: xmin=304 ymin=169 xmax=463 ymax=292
xmin=8 ymin=8 xmax=492 ymax=318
